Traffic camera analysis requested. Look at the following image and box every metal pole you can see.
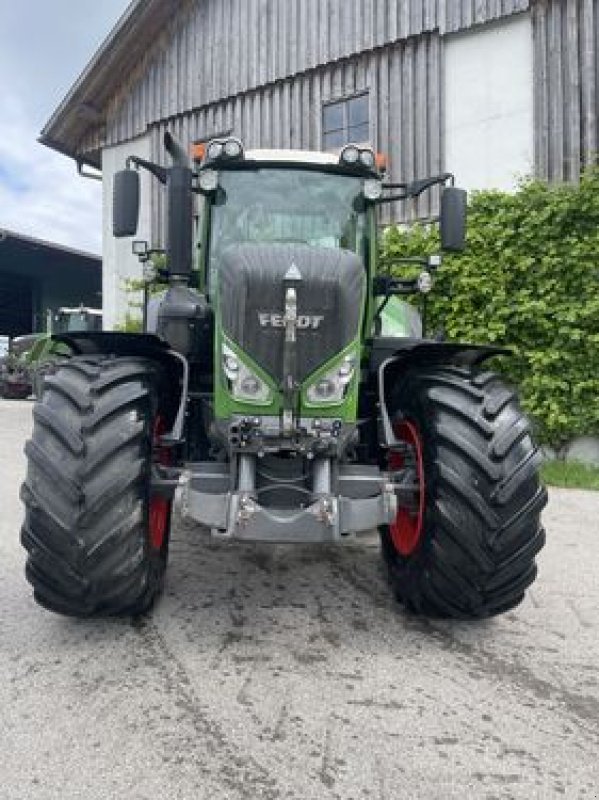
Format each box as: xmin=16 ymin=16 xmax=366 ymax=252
xmin=143 ymin=283 xmax=148 ymax=332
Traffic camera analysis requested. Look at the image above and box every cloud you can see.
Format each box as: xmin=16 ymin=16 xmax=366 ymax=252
xmin=0 ymin=1 xmax=130 ymax=255
xmin=0 ymin=95 xmax=103 ymax=254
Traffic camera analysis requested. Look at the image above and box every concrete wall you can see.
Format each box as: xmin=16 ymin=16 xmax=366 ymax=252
xmin=101 ymin=133 xmax=152 ymax=330
xmin=444 ymin=13 xmax=534 ymax=191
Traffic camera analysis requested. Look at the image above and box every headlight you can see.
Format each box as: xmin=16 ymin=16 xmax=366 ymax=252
xmin=339 ymin=145 xmax=376 ymax=172
xmin=417 ymin=271 xmax=433 ymax=293
xmin=206 ymin=137 xmax=244 ymax=163
xmin=198 ymin=169 xmax=219 ymax=192
xmin=359 ymin=149 xmax=375 ymax=168
xmin=306 ymin=353 xmax=357 ymax=405
xmin=207 ymin=141 xmax=224 ymax=160
xmin=364 ymin=178 xmax=383 ymax=200
xmin=224 ymin=139 xmax=243 ymax=158
xmin=222 ymin=344 xmax=272 ymax=403
xmin=340 ymin=145 xmax=360 ymax=165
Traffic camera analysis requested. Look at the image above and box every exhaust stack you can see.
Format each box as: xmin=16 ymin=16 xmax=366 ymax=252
xmin=164 ymin=132 xmax=193 ymax=280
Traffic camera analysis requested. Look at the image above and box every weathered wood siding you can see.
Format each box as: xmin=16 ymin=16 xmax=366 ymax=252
xmin=80 ymin=0 xmax=599 ymax=238
xmin=146 ymin=33 xmax=442 ymax=241
xmin=440 ymin=0 xmax=529 ymax=33
xmin=533 ymin=0 xmax=599 ymax=181
xmin=84 ymin=0 xmax=529 ymax=155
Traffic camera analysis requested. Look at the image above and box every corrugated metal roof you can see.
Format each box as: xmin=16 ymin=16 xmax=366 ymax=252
xmin=0 ymin=228 xmax=101 ymax=264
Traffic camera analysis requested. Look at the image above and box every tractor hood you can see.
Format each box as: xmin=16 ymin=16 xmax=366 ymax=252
xmin=218 ymin=243 xmax=365 ymax=383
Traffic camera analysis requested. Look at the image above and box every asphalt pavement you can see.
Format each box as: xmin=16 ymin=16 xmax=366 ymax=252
xmin=1 ymin=399 xmax=597 ymax=800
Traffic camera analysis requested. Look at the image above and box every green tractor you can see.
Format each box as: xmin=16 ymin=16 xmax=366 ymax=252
xmin=24 ymin=307 xmax=103 ymax=398
xmin=21 ymin=134 xmax=546 ymax=618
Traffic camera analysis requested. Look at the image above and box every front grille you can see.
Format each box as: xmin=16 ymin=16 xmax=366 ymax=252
xmin=219 ymin=243 xmax=365 ymax=382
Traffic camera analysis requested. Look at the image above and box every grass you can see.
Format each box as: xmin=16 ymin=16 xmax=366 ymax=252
xmin=541 ymin=460 xmax=599 ymax=491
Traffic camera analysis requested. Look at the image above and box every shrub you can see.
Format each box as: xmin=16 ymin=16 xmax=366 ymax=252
xmin=380 ymin=169 xmax=599 ymax=445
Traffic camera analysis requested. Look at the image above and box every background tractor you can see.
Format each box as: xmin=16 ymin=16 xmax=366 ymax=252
xmin=47 ymin=306 xmax=103 ymax=335
xmin=0 ymin=309 xmax=103 ymax=400
xmin=20 ymin=134 xmax=546 ymax=618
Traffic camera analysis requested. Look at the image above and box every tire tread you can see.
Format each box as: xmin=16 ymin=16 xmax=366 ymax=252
xmin=20 ymin=355 xmax=169 ymax=617
xmin=381 ymin=365 xmax=547 ymax=619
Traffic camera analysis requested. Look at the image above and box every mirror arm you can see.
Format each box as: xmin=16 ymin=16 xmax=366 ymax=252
xmin=126 ymin=156 xmax=168 ymax=185
xmin=391 ymin=256 xmax=428 ymax=267
xmin=374 ymin=192 xmax=409 ymax=205
xmin=372 ymin=292 xmax=392 ymax=331
xmin=373 ymin=275 xmax=421 ymax=296
xmin=375 ymin=174 xmax=455 ymax=205
xmin=406 ymin=172 xmax=454 ymax=198
xmin=382 ymin=181 xmax=408 ymax=190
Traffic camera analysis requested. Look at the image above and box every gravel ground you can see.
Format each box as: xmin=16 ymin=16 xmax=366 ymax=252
xmin=1 ymin=398 xmax=598 ymax=800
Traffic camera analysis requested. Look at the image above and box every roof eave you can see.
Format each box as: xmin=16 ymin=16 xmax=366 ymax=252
xmin=0 ymin=228 xmax=102 ymax=263
xmin=37 ymin=134 xmax=101 ymax=170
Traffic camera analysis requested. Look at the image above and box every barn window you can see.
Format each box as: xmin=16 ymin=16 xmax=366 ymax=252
xmin=322 ymin=93 xmax=370 ymax=150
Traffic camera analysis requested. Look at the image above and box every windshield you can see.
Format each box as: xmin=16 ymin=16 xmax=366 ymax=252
xmin=209 ymin=168 xmax=367 ymax=275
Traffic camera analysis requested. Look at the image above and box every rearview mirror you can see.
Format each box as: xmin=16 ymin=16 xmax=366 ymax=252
xmin=440 ymin=187 xmax=467 ymax=252
xmin=113 ymin=169 xmax=140 ymax=237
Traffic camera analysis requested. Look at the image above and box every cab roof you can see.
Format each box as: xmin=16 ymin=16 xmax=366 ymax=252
xmin=244 ymin=149 xmax=340 ymax=167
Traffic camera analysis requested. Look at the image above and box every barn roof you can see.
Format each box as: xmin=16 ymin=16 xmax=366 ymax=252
xmin=0 ymin=228 xmax=101 ymax=265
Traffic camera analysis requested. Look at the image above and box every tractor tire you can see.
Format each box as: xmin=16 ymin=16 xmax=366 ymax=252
xmin=20 ymin=355 xmax=173 ymax=617
xmin=380 ymin=366 xmax=547 ymax=619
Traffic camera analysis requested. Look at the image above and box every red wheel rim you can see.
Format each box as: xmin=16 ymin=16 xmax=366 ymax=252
xmin=388 ymin=420 xmax=425 ymax=557
xmin=149 ymin=416 xmax=171 ymax=551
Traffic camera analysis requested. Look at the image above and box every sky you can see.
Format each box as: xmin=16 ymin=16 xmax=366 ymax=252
xmin=0 ymin=0 xmax=132 ymax=255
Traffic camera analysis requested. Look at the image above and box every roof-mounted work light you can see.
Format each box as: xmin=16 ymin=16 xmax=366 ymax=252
xmin=203 ymin=137 xmax=245 ymax=165
xmin=339 ymin=144 xmax=379 ymax=173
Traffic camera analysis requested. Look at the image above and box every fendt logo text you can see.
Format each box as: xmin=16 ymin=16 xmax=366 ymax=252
xmin=258 ymin=313 xmax=325 ymax=330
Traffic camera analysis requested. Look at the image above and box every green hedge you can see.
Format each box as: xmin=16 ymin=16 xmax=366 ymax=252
xmin=381 ymin=169 xmax=599 ymax=445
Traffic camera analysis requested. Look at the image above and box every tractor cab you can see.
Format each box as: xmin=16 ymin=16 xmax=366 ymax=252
xmin=199 ymin=147 xmax=377 ymax=273
xmin=191 ymin=145 xmax=382 ymax=422
xmin=49 ymin=306 xmax=103 ymax=334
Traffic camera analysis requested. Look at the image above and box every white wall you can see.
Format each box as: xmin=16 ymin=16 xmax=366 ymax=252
xmin=444 ymin=13 xmax=534 ymax=192
xmin=101 ymin=134 xmax=152 ymax=330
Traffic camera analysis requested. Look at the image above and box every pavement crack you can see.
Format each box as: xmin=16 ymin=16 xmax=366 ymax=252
xmin=271 ymin=702 xmax=288 ymax=742
xmin=319 ymin=721 xmax=335 ymax=789
xmin=326 ymin=554 xmax=392 ymax=608
xmin=566 ymin=599 xmax=593 ymax=630
xmin=236 ymin=667 xmax=254 ymax=707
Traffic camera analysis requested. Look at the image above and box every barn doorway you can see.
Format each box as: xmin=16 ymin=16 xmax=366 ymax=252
xmin=0 ymin=272 xmax=33 ymax=336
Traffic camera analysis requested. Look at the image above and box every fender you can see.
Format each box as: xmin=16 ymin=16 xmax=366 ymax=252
xmin=49 ymin=331 xmax=189 ymax=444
xmin=372 ymin=337 xmax=510 ymax=447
